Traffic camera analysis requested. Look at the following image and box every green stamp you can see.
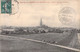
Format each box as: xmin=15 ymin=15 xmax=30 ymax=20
xmin=1 ymin=0 xmax=12 ymax=14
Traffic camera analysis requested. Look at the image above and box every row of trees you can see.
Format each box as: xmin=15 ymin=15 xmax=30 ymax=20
xmin=1 ymin=27 xmax=78 ymax=35
xmin=1 ymin=28 xmax=65 ymax=35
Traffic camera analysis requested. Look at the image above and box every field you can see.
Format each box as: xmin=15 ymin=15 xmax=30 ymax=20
xmin=0 ymin=36 xmax=78 ymax=52
xmin=11 ymin=33 xmax=80 ymax=48
xmin=0 ymin=33 xmax=80 ymax=52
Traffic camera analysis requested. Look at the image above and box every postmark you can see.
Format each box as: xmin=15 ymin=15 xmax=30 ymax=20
xmin=58 ymin=7 xmax=76 ymax=25
xmin=11 ymin=0 xmax=19 ymax=15
xmin=1 ymin=0 xmax=12 ymax=14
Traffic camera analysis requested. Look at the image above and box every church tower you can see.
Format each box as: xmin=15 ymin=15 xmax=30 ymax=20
xmin=40 ymin=18 xmax=49 ymax=28
xmin=40 ymin=18 xmax=43 ymax=26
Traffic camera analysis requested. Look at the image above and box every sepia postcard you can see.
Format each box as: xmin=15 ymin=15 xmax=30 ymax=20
xmin=0 ymin=0 xmax=80 ymax=52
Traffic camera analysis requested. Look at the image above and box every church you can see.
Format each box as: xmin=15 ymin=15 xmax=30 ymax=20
xmin=39 ymin=18 xmax=49 ymax=28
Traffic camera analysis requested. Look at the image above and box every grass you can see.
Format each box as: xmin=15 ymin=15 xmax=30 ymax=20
xmin=0 ymin=32 xmax=80 ymax=52
xmin=0 ymin=38 xmax=77 ymax=52
xmin=3 ymin=32 xmax=80 ymax=49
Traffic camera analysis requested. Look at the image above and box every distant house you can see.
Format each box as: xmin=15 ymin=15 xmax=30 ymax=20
xmin=2 ymin=28 xmax=15 ymax=31
xmin=1 ymin=28 xmax=15 ymax=34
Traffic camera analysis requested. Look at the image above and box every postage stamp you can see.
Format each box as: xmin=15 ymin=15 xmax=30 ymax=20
xmin=1 ymin=0 xmax=12 ymax=14
xmin=58 ymin=7 xmax=76 ymax=25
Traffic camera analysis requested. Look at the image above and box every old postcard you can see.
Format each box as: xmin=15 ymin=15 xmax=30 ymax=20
xmin=0 ymin=0 xmax=80 ymax=52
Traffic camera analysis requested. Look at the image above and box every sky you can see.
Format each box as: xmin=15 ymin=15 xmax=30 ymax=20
xmin=0 ymin=0 xmax=80 ymax=28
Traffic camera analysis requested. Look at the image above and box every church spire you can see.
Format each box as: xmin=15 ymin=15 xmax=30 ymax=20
xmin=40 ymin=18 xmax=43 ymax=26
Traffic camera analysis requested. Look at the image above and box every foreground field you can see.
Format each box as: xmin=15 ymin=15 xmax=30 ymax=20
xmin=0 ymin=37 xmax=78 ymax=52
xmin=11 ymin=33 xmax=80 ymax=49
xmin=0 ymin=33 xmax=80 ymax=52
